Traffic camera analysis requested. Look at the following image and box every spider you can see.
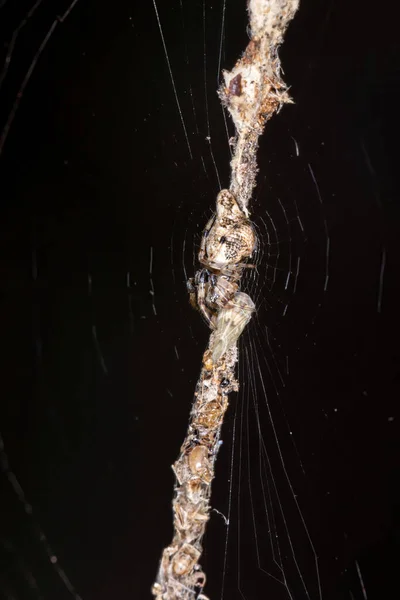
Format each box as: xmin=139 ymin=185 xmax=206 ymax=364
xmin=188 ymin=190 xmax=256 ymax=351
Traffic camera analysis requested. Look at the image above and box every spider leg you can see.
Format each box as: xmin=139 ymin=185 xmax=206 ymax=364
xmin=218 ymin=262 xmax=255 ymax=280
xmin=187 ymin=278 xmax=198 ymax=311
xmin=198 ymin=215 xmax=216 ymax=263
xmin=196 ymin=269 xmax=217 ymax=329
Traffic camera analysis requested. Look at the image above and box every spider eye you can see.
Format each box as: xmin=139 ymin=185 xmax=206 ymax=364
xmin=219 ymin=236 xmax=226 ymax=244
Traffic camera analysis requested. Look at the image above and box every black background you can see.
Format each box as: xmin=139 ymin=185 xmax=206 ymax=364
xmin=0 ymin=1 xmax=399 ymax=599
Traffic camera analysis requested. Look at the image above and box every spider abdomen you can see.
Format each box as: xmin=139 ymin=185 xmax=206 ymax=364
xmin=205 ymin=221 xmax=255 ymax=268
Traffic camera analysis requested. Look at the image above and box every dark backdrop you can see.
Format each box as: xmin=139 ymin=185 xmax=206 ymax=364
xmin=0 ymin=1 xmax=399 ymax=599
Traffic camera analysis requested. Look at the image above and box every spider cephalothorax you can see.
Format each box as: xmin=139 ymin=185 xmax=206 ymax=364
xmin=188 ymin=190 xmax=256 ymax=361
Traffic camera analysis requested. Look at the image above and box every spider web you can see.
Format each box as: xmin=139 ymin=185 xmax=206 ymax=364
xmin=0 ymin=1 xmax=398 ymax=600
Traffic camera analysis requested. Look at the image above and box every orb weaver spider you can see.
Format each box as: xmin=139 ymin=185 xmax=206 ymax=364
xmin=188 ymin=189 xmax=256 ymax=361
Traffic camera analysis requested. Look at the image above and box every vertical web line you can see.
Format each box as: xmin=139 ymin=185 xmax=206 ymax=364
xmin=202 ymin=0 xmax=221 ymax=188
xmin=152 ymin=0 xmax=193 ymax=159
xmin=217 ymin=0 xmax=232 ymax=154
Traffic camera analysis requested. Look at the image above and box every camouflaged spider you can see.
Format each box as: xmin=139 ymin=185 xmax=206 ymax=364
xmin=188 ymin=189 xmax=256 ymax=332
